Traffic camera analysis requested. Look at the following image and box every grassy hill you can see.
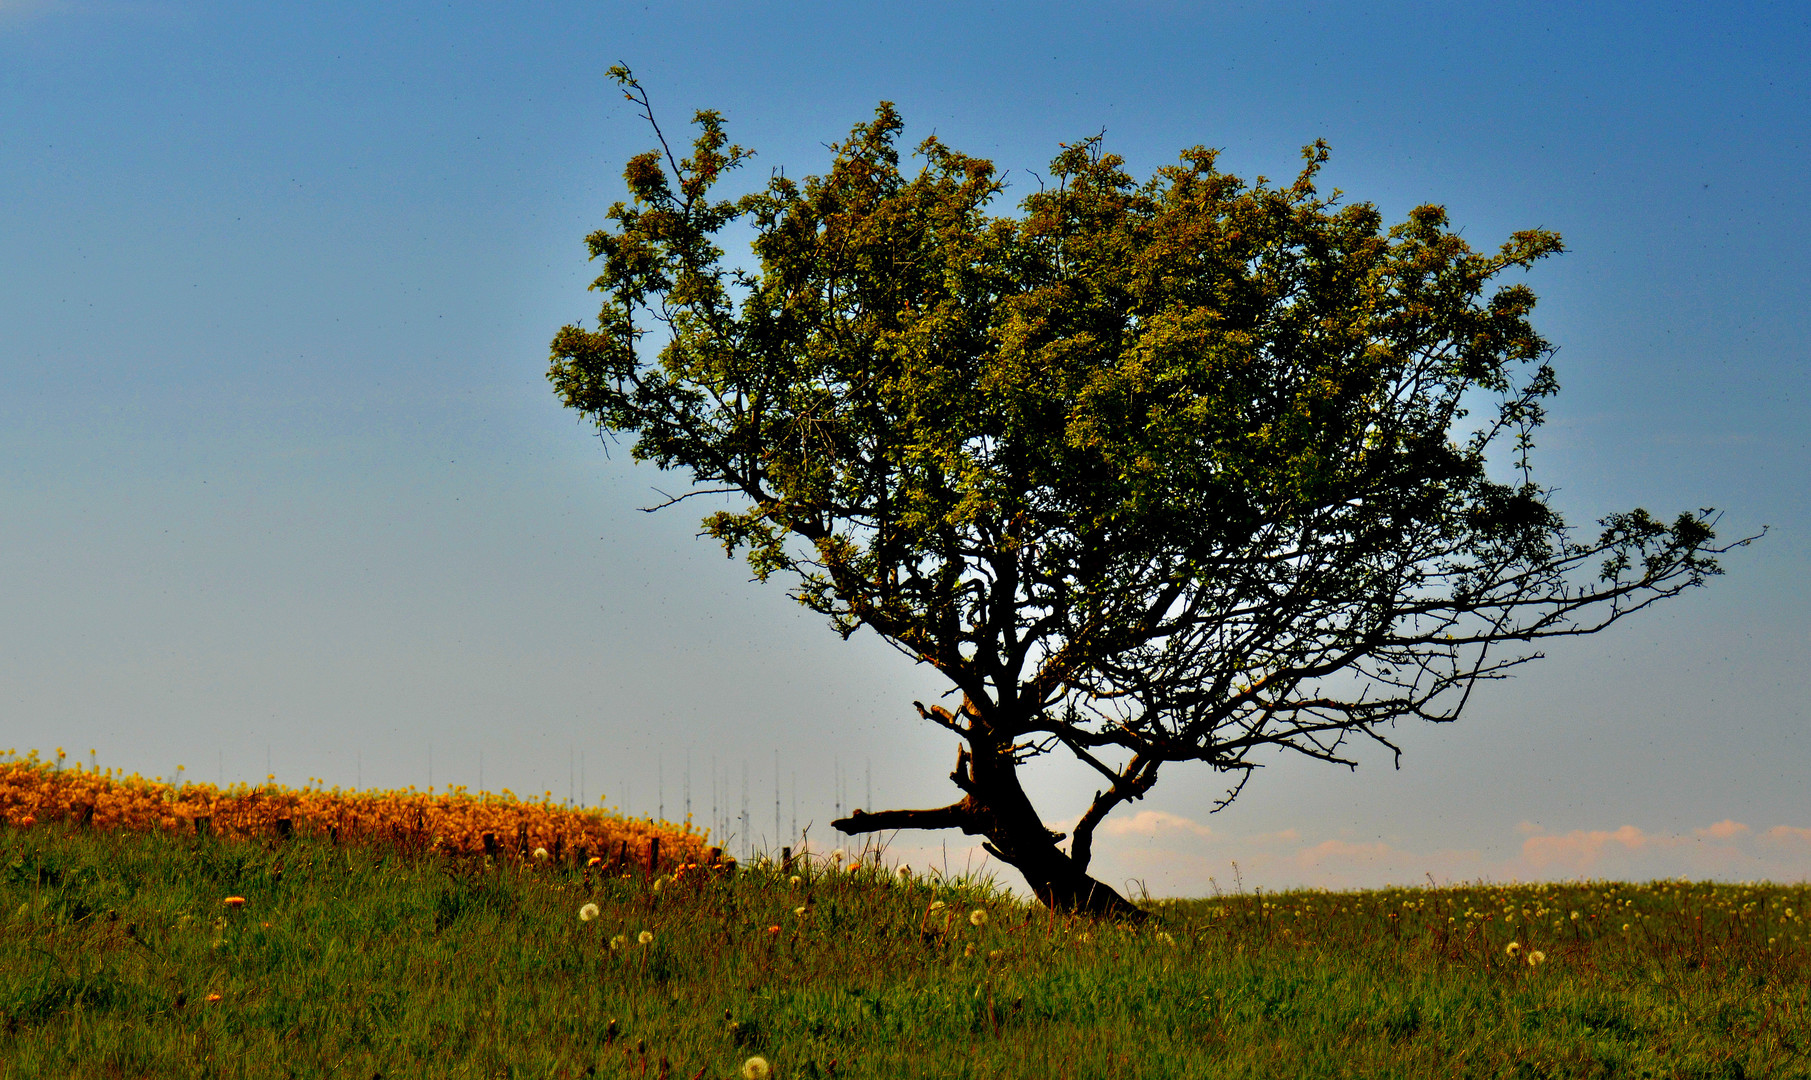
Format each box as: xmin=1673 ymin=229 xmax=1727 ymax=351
xmin=3 ymin=818 xmax=1808 ymax=1079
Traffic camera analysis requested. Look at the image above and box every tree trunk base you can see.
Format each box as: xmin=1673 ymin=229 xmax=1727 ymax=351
xmin=1009 ymin=851 xmax=1148 ymax=921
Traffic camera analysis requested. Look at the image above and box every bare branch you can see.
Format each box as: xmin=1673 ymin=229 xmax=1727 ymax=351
xmin=833 ymin=802 xmax=976 ymax=836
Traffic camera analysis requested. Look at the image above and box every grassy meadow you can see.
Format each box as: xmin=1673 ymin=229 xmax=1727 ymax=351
xmin=3 ymin=815 xmax=1809 ymax=1079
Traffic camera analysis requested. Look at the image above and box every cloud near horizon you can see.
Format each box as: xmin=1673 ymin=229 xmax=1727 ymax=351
xmin=1085 ymin=812 xmax=1811 ymax=895
xmin=1096 ymin=809 xmax=1215 ymax=839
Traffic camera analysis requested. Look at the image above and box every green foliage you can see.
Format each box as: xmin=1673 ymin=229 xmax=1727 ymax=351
xmin=551 ymin=71 xmax=1752 ymax=910
xmin=4 ymin=825 xmax=1810 ymax=1077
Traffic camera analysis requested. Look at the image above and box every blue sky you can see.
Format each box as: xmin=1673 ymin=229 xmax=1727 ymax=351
xmin=2 ymin=1 xmax=1806 ymax=893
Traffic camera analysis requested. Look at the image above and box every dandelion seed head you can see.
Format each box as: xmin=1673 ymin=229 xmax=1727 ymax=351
xmin=928 ymin=900 xmax=946 ymax=913
xmin=1528 ymin=950 xmax=1546 ymax=966
xmin=788 ymin=875 xmax=802 ymax=887
xmin=609 ymin=934 xmax=626 ymax=951
xmin=740 ymin=1056 xmax=772 ymax=1080
xmin=794 ymin=906 xmax=808 ymax=917
xmin=1505 ymin=941 xmax=1522 ymax=958
xmin=532 ymin=847 xmax=550 ymax=861
xmin=1570 ymin=910 xmax=1580 ymax=921
xmin=579 ymin=903 xmax=600 ymax=922
xmin=969 ymin=908 xmax=988 ymax=927
xmin=637 ymin=930 xmax=654 ymax=945
xmin=896 ymin=865 xmax=911 ymax=879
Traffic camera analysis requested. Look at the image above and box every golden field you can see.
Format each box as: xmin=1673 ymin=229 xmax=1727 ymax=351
xmin=0 ymin=749 xmax=709 ymax=867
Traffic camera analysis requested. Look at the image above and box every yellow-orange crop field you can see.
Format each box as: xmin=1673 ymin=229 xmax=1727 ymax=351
xmin=0 ymin=750 xmax=710 ymax=868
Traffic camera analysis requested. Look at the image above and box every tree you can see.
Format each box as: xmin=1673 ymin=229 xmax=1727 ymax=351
xmin=549 ymin=70 xmax=1752 ymax=917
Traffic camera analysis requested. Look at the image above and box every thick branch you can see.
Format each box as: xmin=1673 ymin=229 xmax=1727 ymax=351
xmin=832 ymin=801 xmax=978 ymax=836
xmin=1068 ymin=756 xmax=1160 ymax=873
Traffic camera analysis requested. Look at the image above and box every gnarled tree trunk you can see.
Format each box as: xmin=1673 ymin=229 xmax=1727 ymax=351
xmin=833 ymin=721 xmax=1147 ymax=920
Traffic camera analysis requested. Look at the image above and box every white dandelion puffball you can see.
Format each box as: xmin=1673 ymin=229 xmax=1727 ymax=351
xmin=532 ymin=847 xmax=550 ymax=861
xmin=969 ymin=908 xmax=988 ymax=927
xmin=896 ymin=865 xmax=911 ymax=879
xmin=927 ymin=900 xmax=946 ymax=913
xmin=1528 ymin=950 xmax=1546 ymax=966
xmin=637 ymin=930 xmax=654 ymax=946
xmin=1505 ymin=941 xmax=1522 ymax=958
xmin=830 ymin=849 xmax=845 ymax=863
xmin=740 ymin=1056 xmax=772 ymax=1080
xmin=788 ymin=875 xmax=802 ymax=888
xmin=608 ymin=934 xmax=626 ymax=951
xmin=794 ymin=906 xmax=808 ymax=918
xmin=579 ymin=903 xmax=600 ymax=922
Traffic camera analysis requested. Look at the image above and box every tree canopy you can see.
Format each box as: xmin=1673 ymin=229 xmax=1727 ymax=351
xmin=550 ymin=70 xmax=1750 ymax=915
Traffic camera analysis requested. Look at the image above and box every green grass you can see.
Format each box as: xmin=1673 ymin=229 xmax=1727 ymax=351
xmin=2 ymin=823 xmax=1807 ymax=1078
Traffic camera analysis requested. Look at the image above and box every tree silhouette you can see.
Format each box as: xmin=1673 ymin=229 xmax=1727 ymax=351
xmin=549 ymin=70 xmax=1752 ymax=916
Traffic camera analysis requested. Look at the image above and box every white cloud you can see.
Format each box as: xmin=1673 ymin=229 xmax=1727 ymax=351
xmin=1097 ymin=809 xmax=1214 ymax=839
xmin=1695 ymin=820 xmax=1750 ymax=840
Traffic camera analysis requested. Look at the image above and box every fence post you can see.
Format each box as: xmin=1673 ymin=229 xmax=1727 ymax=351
xmin=647 ymin=836 xmax=660 ymax=876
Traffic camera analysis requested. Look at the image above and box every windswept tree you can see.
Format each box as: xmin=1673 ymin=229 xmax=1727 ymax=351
xmin=550 ymin=70 xmax=1751 ymax=917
